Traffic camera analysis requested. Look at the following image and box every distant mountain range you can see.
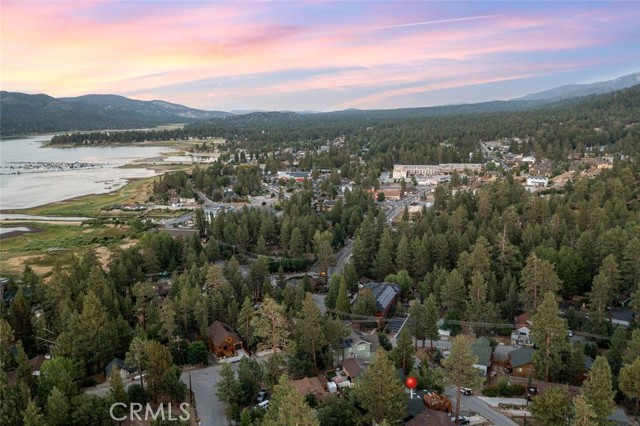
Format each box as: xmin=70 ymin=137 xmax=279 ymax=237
xmin=1 ymin=71 xmax=638 ymax=136
xmin=0 ymin=92 xmax=230 ymax=135
xmin=516 ymin=72 xmax=640 ymax=101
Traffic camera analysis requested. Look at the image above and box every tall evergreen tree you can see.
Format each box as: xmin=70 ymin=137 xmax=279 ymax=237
xmin=23 ymin=400 xmax=45 ymax=426
xmin=252 ymin=297 xmax=290 ymax=353
xmin=46 ymin=387 xmax=70 ymax=426
xmin=441 ymin=269 xmax=466 ymax=316
xmin=263 ymin=375 xmax=319 ymax=426
xmin=625 ymin=329 xmax=640 ymax=364
xmin=392 ymin=327 xmax=414 ymax=374
xmin=520 ymin=253 xmax=561 ymax=312
xmin=442 ymin=336 xmax=484 ymax=424
xmin=335 ymin=278 xmax=351 ymax=319
xmin=424 ymin=294 xmax=440 ymax=351
xmin=408 ymin=300 xmax=426 ymax=350
xmin=296 ymin=293 xmax=326 ymax=368
xmin=531 ymin=292 xmax=570 ymax=382
xmin=353 ymin=350 xmax=406 ymax=424
xmin=530 ymin=386 xmax=571 ymax=426
xmin=582 ymin=356 xmax=615 ymax=424
xmin=571 ymin=395 xmax=599 ymax=426
xmin=9 ymin=287 xmax=35 ymax=354
xmin=619 ymin=358 xmax=640 ymax=415
xmin=375 ymin=228 xmax=395 ymax=280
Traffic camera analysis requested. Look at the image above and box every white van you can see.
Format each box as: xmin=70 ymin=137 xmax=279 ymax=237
xmin=257 ymin=400 xmax=270 ymax=409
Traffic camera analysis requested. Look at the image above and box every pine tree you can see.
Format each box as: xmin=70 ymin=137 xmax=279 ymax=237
xmin=296 ymin=293 xmax=326 ymax=368
xmin=606 ymin=328 xmax=627 ymax=375
xmin=23 ymin=400 xmax=45 ymax=426
xmin=530 ymin=386 xmax=571 ymax=426
xmin=252 ymin=297 xmax=290 ymax=353
xmin=466 ymin=272 xmax=490 ymax=335
xmin=571 ymin=395 xmax=599 ymax=426
xmin=46 ymin=386 xmax=70 ymax=426
xmin=392 ymin=327 xmax=414 ymax=374
xmin=375 ymin=228 xmax=395 ymax=280
xmin=0 ymin=319 xmax=15 ymax=367
xmin=335 ymin=278 xmax=351 ymax=319
xmin=9 ymin=287 xmax=35 ymax=354
xmin=441 ymin=269 xmax=466 ymax=316
xmin=325 ymin=274 xmax=340 ymax=310
xmin=520 ymin=253 xmax=561 ymax=312
xmin=408 ymin=300 xmax=426 ymax=350
xmin=619 ymin=358 xmax=640 ymax=415
xmin=125 ymin=336 xmax=147 ymax=390
xmin=353 ymin=350 xmax=406 ymax=424
xmin=314 ymin=230 xmax=335 ymax=285
xmin=256 ymin=234 xmax=268 ymax=255
xmin=107 ymin=367 xmax=129 ymax=405
xmin=159 ymin=301 xmax=177 ymax=344
xmin=263 ymin=375 xmax=319 ymax=426
xmin=531 ymin=292 xmax=569 ymax=382
xmin=582 ymin=356 xmax=615 ymax=424
xmin=343 ymin=262 xmax=359 ymax=292
xmin=424 ymin=294 xmax=440 ymax=351
xmin=442 ymin=336 xmax=484 ymax=424
xmin=289 ymin=227 xmax=305 ymax=258
xmin=396 ymin=234 xmax=412 ymax=273
xmin=215 ymin=363 xmax=242 ymax=422
xmin=237 ymin=297 xmax=255 ymax=348
xmin=624 ymin=329 xmax=640 ymax=364
xmin=144 ymin=340 xmax=173 ymax=401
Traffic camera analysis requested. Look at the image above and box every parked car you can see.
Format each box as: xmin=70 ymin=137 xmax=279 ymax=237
xmin=460 ymin=387 xmax=472 ymax=395
xmin=451 ymin=416 xmax=470 ymax=425
xmin=257 ymin=400 xmax=270 ymax=409
xmin=256 ymin=389 xmax=268 ymax=404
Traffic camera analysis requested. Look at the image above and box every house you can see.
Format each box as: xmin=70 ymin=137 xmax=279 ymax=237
xmin=526 ymin=176 xmax=549 ymax=187
xmin=362 ymin=282 xmax=401 ymax=318
xmin=471 ymin=337 xmax=492 ymax=374
xmin=509 ymin=347 xmax=535 ymax=378
xmin=341 ymin=358 xmax=363 ymax=382
xmin=207 ymin=321 xmax=243 ymax=358
xmin=5 ymin=354 xmax=50 ymax=387
xmin=339 ymin=329 xmax=378 ymax=363
xmin=404 ymin=409 xmax=455 ymax=426
xmin=291 ymin=376 xmax=330 ymax=402
xmin=511 ymin=326 xmax=531 ymax=346
xmin=105 ymin=357 xmax=137 ymax=380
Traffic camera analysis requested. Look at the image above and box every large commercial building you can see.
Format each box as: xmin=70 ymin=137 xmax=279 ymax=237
xmin=392 ymin=163 xmax=483 ymax=179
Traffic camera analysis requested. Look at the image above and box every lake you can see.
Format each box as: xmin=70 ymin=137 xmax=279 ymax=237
xmin=0 ymin=135 xmax=177 ymax=209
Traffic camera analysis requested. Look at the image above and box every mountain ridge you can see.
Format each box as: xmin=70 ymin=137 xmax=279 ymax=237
xmin=0 ymin=91 xmax=230 ymax=135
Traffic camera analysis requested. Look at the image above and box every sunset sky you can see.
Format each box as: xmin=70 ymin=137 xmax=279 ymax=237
xmin=1 ymin=1 xmax=639 ymax=111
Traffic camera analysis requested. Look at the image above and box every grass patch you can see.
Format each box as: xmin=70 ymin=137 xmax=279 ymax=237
xmin=4 ymin=177 xmax=155 ymax=217
xmin=0 ymin=223 xmax=130 ymax=276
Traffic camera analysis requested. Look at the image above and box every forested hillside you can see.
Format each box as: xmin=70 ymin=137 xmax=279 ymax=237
xmin=0 ymin=91 xmax=229 ymax=135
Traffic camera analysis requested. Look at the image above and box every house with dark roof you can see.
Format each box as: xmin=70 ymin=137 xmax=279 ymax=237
xmin=105 ymin=357 xmax=137 ymax=380
xmin=405 ymin=408 xmax=455 ymax=426
xmin=341 ymin=358 xmax=363 ymax=382
xmin=207 ymin=321 xmax=243 ymax=358
xmin=509 ymin=347 xmax=535 ymax=378
xmin=362 ymin=282 xmax=401 ymax=317
xmin=471 ymin=337 xmax=492 ymax=374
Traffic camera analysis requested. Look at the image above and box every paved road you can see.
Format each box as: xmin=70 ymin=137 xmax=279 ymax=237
xmin=182 ymin=364 xmax=233 ymax=426
xmin=445 ymin=388 xmax=518 ymax=426
xmin=86 ymin=364 xmax=230 ymax=426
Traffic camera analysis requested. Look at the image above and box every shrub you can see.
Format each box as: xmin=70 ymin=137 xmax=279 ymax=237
xmin=482 ymin=388 xmax=498 ymax=397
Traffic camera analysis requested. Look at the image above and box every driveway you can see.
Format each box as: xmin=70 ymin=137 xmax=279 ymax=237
xmin=445 ymin=388 xmax=518 ymax=426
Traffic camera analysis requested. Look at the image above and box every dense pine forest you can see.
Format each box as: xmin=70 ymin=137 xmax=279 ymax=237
xmin=2 ymin=85 xmax=640 ymax=426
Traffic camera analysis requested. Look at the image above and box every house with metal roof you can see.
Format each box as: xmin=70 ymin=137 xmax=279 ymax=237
xmin=362 ymin=282 xmax=401 ymax=317
xmin=509 ymin=347 xmax=535 ymax=378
